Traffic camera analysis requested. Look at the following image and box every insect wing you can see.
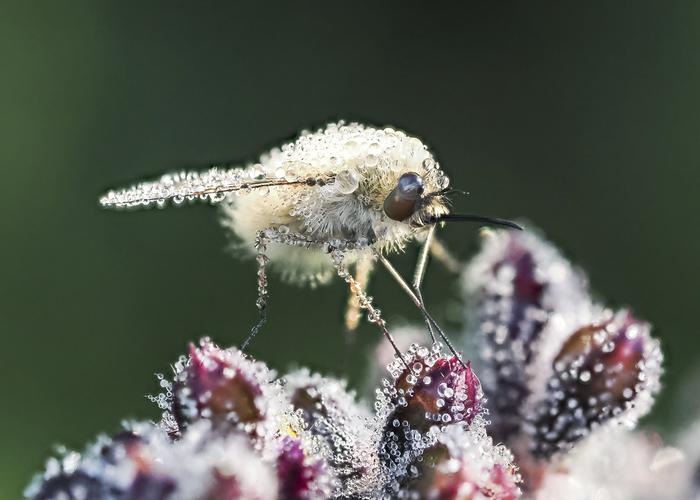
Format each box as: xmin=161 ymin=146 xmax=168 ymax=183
xmin=99 ymin=166 xmax=316 ymax=209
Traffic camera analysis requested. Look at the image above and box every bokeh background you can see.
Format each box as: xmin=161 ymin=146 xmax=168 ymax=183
xmin=2 ymin=2 xmax=699 ymax=497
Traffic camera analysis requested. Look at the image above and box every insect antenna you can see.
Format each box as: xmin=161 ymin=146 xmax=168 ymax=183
xmin=431 ymin=214 xmax=524 ymax=231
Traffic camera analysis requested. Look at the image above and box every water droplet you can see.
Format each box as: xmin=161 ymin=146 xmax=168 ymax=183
xmin=335 ymin=169 xmax=359 ymax=194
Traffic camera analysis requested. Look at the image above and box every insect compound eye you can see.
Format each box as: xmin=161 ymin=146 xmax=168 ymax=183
xmin=397 ymin=172 xmax=424 ymax=198
xmin=383 ymin=172 xmax=425 ymax=221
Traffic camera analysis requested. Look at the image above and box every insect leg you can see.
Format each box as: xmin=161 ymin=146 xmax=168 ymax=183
xmin=242 ymin=229 xmax=373 ymax=348
xmin=374 ymin=251 xmax=466 ymax=368
xmin=344 ymin=255 xmax=374 ymax=333
xmin=330 ymin=250 xmax=410 ymax=371
xmin=429 ymin=236 xmax=462 ymax=274
xmin=413 ymin=225 xmax=437 ymax=344
xmin=241 ymin=229 xmax=271 ymax=350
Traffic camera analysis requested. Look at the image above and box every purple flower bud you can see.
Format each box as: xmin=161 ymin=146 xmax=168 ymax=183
xmin=168 ymin=338 xmax=278 ymax=434
xmin=276 ymin=436 xmax=332 ymax=500
xmin=25 ymin=426 xmax=177 ymax=500
xmin=388 ymin=347 xmax=482 ymax=433
xmin=284 ymin=369 xmax=378 ymax=497
xmin=527 ymin=311 xmax=663 ymax=457
xmin=30 ymin=471 xmax=113 ymax=500
xmin=400 ymin=425 xmax=522 ymax=499
xmin=378 ymin=344 xmax=484 ymax=483
xmin=463 ymin=230 xmax=591 ymax=444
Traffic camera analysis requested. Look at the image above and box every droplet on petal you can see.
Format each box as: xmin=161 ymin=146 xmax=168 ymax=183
xmin=283 ymin=369 xmax=379 ymax=497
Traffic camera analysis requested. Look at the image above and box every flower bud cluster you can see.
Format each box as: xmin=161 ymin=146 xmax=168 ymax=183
xmin=376 ymin=343 xmax=521 ymax=498
xmin=27 ymin=339 xmax=523 ymax=499
xmin=462 ymin=229 xmax=665 ymax=494
xmin=27 ymin=340 xmax=336 ymax=500
xmin=28 ymin=225 xmax=679 ymax=500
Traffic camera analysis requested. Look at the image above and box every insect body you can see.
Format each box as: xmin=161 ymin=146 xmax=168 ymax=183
xmin=100 ymin=122 xmax=520 ymax=365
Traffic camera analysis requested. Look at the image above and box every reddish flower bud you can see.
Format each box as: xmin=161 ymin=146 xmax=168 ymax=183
xmin=378 ymin=344 xmax=484 ymax=483
xmin=401 ymin=425 xmax=522 ymax=499
xmin=276 ymin=436 xmax=333 ymax=500
xmin=527 ymin=311 xmax=662 ymax=457
xmin=284 ymin=369 xmax=379 ymax=496
xmin=167 ymin=338 xmax=278 ymax=434
xmin=388 ymin=345 xmax=482 ymax=432
xmin=26 ymin=426 xmax=176 ymax=500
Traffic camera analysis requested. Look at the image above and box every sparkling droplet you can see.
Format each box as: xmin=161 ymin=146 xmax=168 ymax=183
xmin=335 ymin=169 xmax=359 ymax=194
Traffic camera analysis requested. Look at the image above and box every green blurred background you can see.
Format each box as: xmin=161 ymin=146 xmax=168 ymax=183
xmin=1 ymin=2 xmax=699 ymax=497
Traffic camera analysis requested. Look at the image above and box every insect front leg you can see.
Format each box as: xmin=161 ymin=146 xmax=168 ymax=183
xmin=413 ymin=225 xmax=438 ymax=344
xmin=410 ymin=226 xmax=463 ymax=340
xmin=374 ymin=248 xmax=466 ymax=368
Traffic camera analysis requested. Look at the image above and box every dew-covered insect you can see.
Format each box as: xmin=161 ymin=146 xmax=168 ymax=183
xmin=100 ymin=122 xmax=520 ymax=366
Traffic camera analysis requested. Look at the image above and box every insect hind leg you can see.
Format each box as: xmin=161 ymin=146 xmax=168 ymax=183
xmin=413 ymin=225 xmax=437 ymax=344
xmin=241 ymin=229 xmax=271 ymax=350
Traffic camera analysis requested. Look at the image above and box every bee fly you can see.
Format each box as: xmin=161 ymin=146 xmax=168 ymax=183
xmin=100 ymin=121 xmax=521 ymax=368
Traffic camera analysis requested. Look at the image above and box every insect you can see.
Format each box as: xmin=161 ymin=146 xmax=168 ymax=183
xmin=100 ymin=121 xmax=521 ymax=367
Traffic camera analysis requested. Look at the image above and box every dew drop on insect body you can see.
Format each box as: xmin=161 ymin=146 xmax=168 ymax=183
xmin=335 ymin=169 xmax=359 ymax=194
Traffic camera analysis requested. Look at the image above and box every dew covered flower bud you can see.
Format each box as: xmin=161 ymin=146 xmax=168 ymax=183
xmin=384 ymin=344 xmax=482 ymax=433
xmin=378 ymin=344 xmax=484 ymax=484
xmin=283 ymin=369 xmax=380 ymax=497
xmin=537 ymin=427 xmax=685 ymax=500
xmin=25 ymin=424 xmax=176 ymax=500
xmin=276 ymin=436 xmax=333 ymax=500
xmin=154 ymin=338 xmax=280 ymax=436
xmin=527 ymin=310 xmax=663 ymax=458
xmin=146 ymin=421 xmax=279 ymax=499
xmin=398 ymin=425 xmax=521 ymax=499
xmin=463 ymin=229 xmax=592 ymax=444
xmin=27 ymin=422 xmax=280 ymax=499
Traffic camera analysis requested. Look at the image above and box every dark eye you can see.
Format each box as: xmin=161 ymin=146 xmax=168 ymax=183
xmin=397 ymin=172 xmax=424 ymax=197
xmin=383 ymin=172 xmax=425 ymax=221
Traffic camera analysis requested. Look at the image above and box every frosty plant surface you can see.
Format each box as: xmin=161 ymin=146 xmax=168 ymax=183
xmin=27 ymin=229 xmax=698 ymax=499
